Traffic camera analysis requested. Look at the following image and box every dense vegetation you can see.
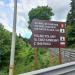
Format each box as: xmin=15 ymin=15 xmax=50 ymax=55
xmin=0 ymin=24 xmax=59 ymax=75
xmin=28 ymin=6 xmax=54 ymax=29
xmin=66 ymin=0 xmax=75 ymax=47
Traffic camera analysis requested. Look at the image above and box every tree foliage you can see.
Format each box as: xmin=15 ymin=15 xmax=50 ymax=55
xmin=28 ymin=6 xmax=54 ymax=28
xmin=0 ymin=24 xmax=11 ymax=68
xmin=66 ymin=0 xmax=75 ymax=47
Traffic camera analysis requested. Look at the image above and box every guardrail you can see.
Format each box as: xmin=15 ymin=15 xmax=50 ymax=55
xmin=61 ymin=49 xmax=75 ymax=63
xmin=19 ymin=61 xmax=75 ymax=75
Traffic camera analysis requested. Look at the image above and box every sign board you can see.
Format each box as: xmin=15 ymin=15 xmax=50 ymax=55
xmin=30 ymin=19 xmax=66 ymax=48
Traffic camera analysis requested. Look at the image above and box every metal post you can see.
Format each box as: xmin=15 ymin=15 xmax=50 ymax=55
xmin=9 ymin=0 xmax=17 ymax=75
xmin=58 ymin=48 xmax=62 ymax=64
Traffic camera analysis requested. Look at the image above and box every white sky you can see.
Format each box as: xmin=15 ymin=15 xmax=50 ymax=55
xmin=0 ymin=0 xmax=71 ymax=38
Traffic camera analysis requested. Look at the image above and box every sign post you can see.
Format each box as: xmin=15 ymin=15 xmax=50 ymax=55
xmin=58 ymin=22 xmax=66 ymax=64
xmin=50 ymin=49 xmax=54 ymax=65
xmin=58 ymin=48 xmax=62 ymax=64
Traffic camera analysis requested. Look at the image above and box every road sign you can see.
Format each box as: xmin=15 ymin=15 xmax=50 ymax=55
xmin=31 ymin=31 xmax=59 ymax=48
xmin=30 ymin=19 xmax=66 ymax=48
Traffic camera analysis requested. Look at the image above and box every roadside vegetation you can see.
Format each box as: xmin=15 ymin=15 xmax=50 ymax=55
xmin=0 ymin=0 xmax=75 ymax=74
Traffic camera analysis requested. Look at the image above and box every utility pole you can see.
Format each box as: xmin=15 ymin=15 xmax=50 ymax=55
xmin=9 ymin=0 xmax=17 ymax=75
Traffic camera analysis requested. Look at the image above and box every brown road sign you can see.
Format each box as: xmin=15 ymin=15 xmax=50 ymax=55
xmin=31 ymin=30 xmax=60 ymax=48
xmin=30 ymin=19 xmax=66 ymax=48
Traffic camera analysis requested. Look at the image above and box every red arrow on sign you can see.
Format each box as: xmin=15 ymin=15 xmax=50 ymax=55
xmin=61 ymin=24 xmax=64 ymax=28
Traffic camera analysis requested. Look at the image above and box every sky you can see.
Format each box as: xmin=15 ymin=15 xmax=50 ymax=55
xmin=0 ymin=0 xmax=71 ymax=39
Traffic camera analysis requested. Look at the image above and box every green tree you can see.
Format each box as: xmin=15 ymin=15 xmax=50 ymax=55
xmin=0 ymin=24 xmax=11 ymax=68
xmin=66 ymin=0 xmax=75 ymax=47
xmin=28 ymin=6 xmax=54 ymax=28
